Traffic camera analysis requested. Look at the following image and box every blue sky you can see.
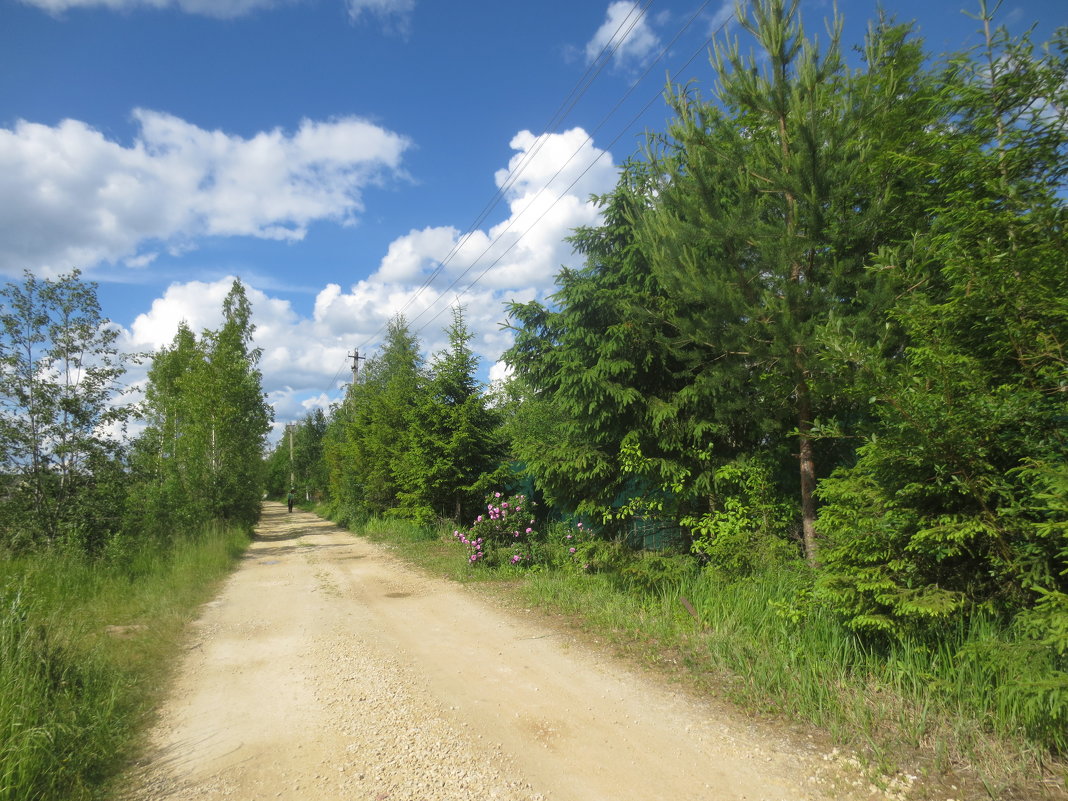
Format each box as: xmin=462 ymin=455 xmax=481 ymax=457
xmin=1 ymin=0 xmax=1063 ymax=438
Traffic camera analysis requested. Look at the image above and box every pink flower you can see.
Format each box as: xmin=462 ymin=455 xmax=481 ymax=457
xmin=577 ymin=522 xmax=583 ymax=529
xmin=569 ymin=547 xmax=577 ymax=554
xmin=477 ymin=515 xmax=483 ymax=522
xmin=495 ymin=492 xmax=502 ymax=498
xmin=525 ymin=527 xmax=532 ymax=534
xmin=502 ymin=502 xmax=508 ymax=508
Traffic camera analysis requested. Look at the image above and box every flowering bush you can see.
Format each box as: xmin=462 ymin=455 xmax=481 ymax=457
xmin=453 ymin=491 xmax=539 ymax=567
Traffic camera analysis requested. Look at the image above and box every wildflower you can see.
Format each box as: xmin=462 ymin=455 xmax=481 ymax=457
xmin=566 ymin=534 xmax=572 ymax=540
xmin=495 ymin=492 xmax=502 ymax=498
xmin=510 ymin=555 xmax=521 ymax=564
xmin=577 ymin=522 xmax=583 ymax=529
xmin=502 ymin=502 xmax=509 ymax=508
xmin=525 ymin=527 xmax=532 ymax=534
xmin=477 ymin=515 xmax=483 ymax=523
xmin=569 ymin=547 xmax=577 ymax=554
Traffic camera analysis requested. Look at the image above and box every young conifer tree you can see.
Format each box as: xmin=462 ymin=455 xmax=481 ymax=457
xmin=397 ymin=306 xmax=503 ymax=523
xmin=637 ymin=0 xmax=934 ymax=563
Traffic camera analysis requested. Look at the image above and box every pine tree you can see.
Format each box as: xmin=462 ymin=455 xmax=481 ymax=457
xmin=636 ymin=0 xmax=934 ymax=563
xmin=817 ymin=10 xmax=1068 ymax=635
xmin=506 ymin=161 xmax=714 ymax=527
xmin=326 ymin=316 xmax=426 ymax=519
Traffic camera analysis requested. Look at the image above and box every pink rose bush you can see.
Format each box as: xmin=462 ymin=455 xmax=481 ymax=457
xmin=453 ymin=491 xmax=539 ymax=567
xmin=453 ymin=495 xmax=601 ymax=572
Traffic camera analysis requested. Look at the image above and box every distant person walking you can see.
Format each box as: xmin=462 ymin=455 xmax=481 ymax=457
xmin=287 ymin=489 xmax=295 ymax=513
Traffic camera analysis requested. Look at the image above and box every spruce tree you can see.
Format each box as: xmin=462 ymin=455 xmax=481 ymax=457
xmin=397 ymin=307 xmax=503 ymax=523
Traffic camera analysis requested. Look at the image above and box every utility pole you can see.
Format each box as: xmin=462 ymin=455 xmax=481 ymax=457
xmin=348 ymin=348 xmax=366 ymax=382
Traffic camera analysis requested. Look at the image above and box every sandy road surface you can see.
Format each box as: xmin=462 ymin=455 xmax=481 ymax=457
xmin=122 ymin=502 xmax=894 ymax=801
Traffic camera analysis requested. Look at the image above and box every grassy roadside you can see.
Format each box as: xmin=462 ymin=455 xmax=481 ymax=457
xmin=0 ymin=524 xmax=249 ymax=801
xmin=327 ymin=509 xmax=1067 ymax=801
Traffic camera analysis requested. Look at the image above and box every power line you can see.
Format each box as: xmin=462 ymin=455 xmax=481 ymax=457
xmin=328 ymin=1 xmax=732 ymax=398
xmin=354 ymin=0 xmax=656 ymax=354
xmin=408 ymin=0 xmax=724 ymax=337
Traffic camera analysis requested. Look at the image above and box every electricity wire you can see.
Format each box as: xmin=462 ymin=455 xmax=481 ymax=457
xmin=327 ymin=1 xmax=731 ymax=393
xmin=351 ymin=0 xmax=655 ymax=355
xmin=407 ymin=0 xmax=724 ymax=337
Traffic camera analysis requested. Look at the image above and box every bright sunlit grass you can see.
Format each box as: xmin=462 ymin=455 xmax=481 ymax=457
xmin=0 ymin=524 xmax=248 ymax=801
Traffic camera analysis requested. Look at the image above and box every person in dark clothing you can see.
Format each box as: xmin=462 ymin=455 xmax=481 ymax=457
xmin=287 ymin=489 xmax=295 ymax=513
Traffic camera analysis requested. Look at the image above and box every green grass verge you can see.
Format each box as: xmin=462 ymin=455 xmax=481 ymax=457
xmin=324 ymin=508 xmax=1067 ymax=800
xmin=0 ymin=523 xmax=249 ymax=801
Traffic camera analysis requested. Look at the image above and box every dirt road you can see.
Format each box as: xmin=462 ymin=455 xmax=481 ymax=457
xmin=123 ymin=502 xmax=895 ymax=801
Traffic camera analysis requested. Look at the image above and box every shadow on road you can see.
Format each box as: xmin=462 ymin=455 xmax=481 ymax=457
xmin=253 ymin=502 xmax=338 ymax=545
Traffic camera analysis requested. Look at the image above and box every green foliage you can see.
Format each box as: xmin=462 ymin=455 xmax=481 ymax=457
xmin=685 ymin=457 xmax=798 ymax=575
xmin=0 ymin=270 xmax=130 ymax=552
xmin=0 ymin=523 xmax=249 ymax=801
xmin=505 ymin=162 xmax=709 ymax=529
xmin=323 ymin=316 xmax=425 ymax=523
xmin=264 ymin=408 xmax=329 ymax=501
xmin=634 ymin=2 xmax=939 ymax=563
xmin=617 ymin=550 xmax=697 ymax=596
xmin=395 ymin=307 xmax=505 ymax=523
xmin=127 ymin=280 xmax=272 ymax=538
xmin=816 ymin=11 xmax=1067 ymax=643
xmin=323 ymin=310 xmax=507 ymax=528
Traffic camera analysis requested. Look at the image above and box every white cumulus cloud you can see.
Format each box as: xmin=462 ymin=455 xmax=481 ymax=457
xmin=373 ymin=127 xmax=616 ymax=293
xmin=0 ymin=110 xmax=411 ymax=277
xmin=122 ymin=127 xmax=619 ymax=425
xmin=585 ymin=1 xmax=660 ymax=67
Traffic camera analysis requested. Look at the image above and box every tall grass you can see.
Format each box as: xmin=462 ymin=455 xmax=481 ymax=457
xmin=0 ymin=524 xmax=249 ymax=801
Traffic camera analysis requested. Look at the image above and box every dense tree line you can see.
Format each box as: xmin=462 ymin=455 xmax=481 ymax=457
xmin=506 ymin=0 xmax=1067 ymax=641
xmin=0 ymin=274 xmax=272 ymax=553
xmin=277 ymin=309 xmax=506 ymax=527
xmin=288 ymin=1 xmax=1065 ymax=656
xmin=126 ymin=280 xmax=273 ymax=539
